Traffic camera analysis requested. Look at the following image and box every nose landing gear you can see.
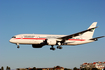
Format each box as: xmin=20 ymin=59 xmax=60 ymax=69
xmin=16 ymin=43 xmax=20 ymax=48
xmin=17 ymin=45 xmax=20 ymax=48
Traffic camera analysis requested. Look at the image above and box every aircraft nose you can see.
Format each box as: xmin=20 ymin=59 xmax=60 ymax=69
xmin=9 ymin=39 xmax=13 ymax=43
xmin=9 ymin=39 xmax=12 ymax=42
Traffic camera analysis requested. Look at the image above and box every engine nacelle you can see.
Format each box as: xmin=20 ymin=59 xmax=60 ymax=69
xmin=94 ymin=38 xmax=98 ymax=41
xmin=47 ymin=39 xmax=57 ymax=45
xmin=32 ymin=44 xmax=43 ymax=48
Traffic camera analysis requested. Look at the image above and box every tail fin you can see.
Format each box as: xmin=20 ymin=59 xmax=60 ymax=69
xmin=82 ymin=22 xmax=97 ymax=39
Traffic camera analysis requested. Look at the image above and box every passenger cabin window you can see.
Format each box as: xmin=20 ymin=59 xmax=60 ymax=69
xmin=24 ymin=36 xmax=35 ymax=38
xmin=12 ymin=36 xmax=16 ymax=38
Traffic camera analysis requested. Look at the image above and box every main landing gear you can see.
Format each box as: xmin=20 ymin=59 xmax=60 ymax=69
xmin=57 ymin=46 xmax=62 ymax=49
xmin=57 ymin=42 xmax=62 ymax=49
xmin=50 ymin=45 xmax=55 ymax=50
xmin=50 ymin=45 xmax=62 ymax=50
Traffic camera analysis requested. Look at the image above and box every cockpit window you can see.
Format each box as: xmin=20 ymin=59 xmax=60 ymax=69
xmin=12 ymin=36 xmax=16 ymax=38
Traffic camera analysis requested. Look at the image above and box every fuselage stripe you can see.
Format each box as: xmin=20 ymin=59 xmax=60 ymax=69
xmin=14 ymin=38 xmax=85 ymax=41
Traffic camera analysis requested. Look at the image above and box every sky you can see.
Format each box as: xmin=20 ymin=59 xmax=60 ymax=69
xmin=0 ymin=0 xmax=105 ymax=69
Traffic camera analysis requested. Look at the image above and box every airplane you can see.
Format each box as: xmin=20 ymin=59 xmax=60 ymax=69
xmin=9 ymin=22 xmax=105 ymax=50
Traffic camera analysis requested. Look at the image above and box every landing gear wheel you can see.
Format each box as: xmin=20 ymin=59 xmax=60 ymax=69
xmin=57 ymin=46 xmax=59 ymax=49
xmin=17 ymin=45 xmax=20 ymax=48
xmin=57 ymin=46 xmax=62 ymax=49
xmin=59 ymin=47 xmax=62 ymax=49
xmin=50 ymin=48 xmax=55 ymax=50
xmin=50 ymin=45 xmax=55 ymax=50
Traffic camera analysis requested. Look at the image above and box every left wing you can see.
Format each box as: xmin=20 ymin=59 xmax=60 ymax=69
xmin=57 ymin=26 xmax=98 ymax=41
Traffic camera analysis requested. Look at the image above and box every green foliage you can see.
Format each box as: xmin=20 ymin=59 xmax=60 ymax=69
xmin=37 ymin=69 xmax=42 ymax=70
xmin=17 ymin=68 xmax=20 ymax=70
xmin=81 ymin=68 xmax=87 ymax=70
xmin=64 ymin=68 xmax=72 ymax=70
xmin=6 ymin=66 xmax=9 ymax=70
xmin=6 ymin=66 xmax=11 ymax=70
xmin=1 ymin=66 xmax=4 ymax=70
xmin=92 ymin=68 xmax=99 ymax=70
xmin=33 ymin=67 xmax=36 ymax=70
xmin=73 ymin=67 xmax=78 ymax=70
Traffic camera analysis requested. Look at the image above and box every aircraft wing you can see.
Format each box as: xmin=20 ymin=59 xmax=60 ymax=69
xmin=57 ymin=26 xmax=98 ymax=41
xmin=90 ymin=36 xmax=105 ymax=41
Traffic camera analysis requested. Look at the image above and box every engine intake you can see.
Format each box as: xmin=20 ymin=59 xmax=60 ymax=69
xmin=47 ymin=39 xmax=57 ymax=45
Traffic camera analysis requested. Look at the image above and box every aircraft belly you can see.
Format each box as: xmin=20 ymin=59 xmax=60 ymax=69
xmin=65 ymin=40 xmax=76 ymax=45
xmin=66 ymin=40 xmax=94 ymax=45
xmin=16 ymin=39 xmax=43 ymax=44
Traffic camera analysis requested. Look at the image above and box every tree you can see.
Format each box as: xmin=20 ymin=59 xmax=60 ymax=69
xmin=8 ymin=67 xmax=11 ymax=70
xmin=37 ymin=69 xmax=42 ymax=70
xmin=6 ymin=66 xmax=11 ymax=70
xmin=73 ymin=67 xmax=78 ymax=70
xmin=6 ymin=66 xmax=9 ymax=70
xmin=1 ymin=66 xmax=4 ymax=70
xmin=33 ymin=67 xmax=36 ymax=70
xmin=17 ymin=68 xmax=20 ymax=70
xmin=64 ymin=68 xmax=72 ymax=70
xmin=92 ymin=68 xmax=99 ymax=70
xmin=81 ymin=68 xmax=87 ymax=70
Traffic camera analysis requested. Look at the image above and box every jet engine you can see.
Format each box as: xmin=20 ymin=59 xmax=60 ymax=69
xmin=32 ymin=39 xmax=57 ymax=48
xmin=32 ymin=44 xmax=44 ymax=48
xmin=46 ymin=39 xmax=57 ymax=45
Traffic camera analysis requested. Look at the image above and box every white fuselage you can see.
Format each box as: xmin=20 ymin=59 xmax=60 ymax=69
xmin=9 ymin=34 xmax=94 ymax=46
xmin=9 ymin=22 xmax=105 ymax=50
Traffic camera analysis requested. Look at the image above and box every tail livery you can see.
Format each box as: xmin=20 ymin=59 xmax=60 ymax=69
xmin=82 ymin=22 xmax=97 ymax=39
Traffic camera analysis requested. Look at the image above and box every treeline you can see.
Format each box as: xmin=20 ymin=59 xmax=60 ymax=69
xmin=0 ymin=66 xmax=105 ymax=70
xmin=1 ymin=66 xmax=11 ymax=70
xmin=63 ymin=67 xmax=105 ymax=70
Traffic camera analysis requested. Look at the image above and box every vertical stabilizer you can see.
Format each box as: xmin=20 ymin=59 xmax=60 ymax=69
xmin=82 ymin=22 xmax=97 ymax=39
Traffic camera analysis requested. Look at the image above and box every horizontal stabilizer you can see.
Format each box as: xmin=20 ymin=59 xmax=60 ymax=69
xmin=90 ymin=36 xmax=105 ymax=41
